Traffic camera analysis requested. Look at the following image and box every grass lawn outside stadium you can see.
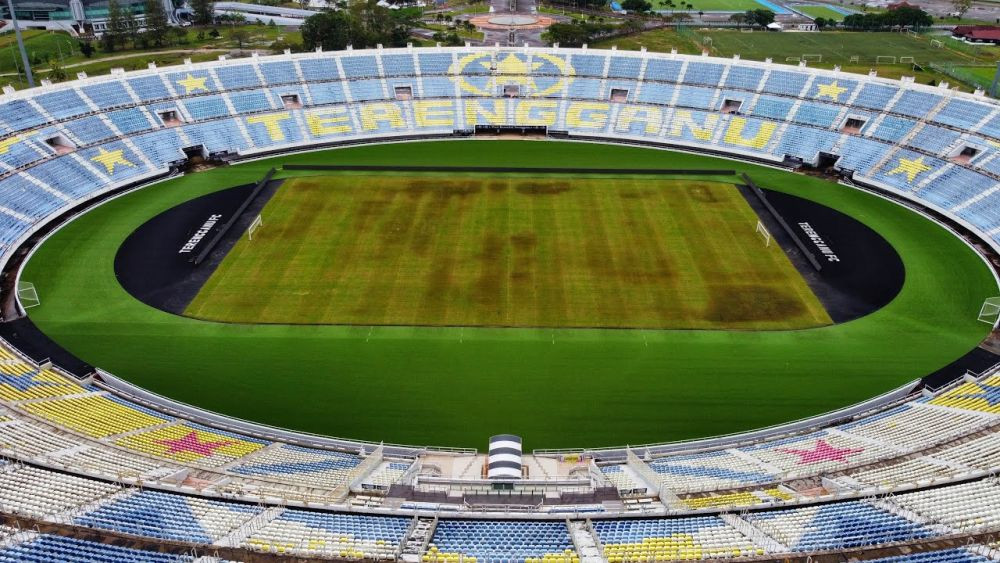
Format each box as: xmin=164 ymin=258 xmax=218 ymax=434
xmin=21 ymin=140 xmax=998 ymax=450
xmin=652 ymin=0 xmax=762 ymax=11
xmin=795 ymin=5 xmax=851 ymax=22
xmin=595 ymin=31 xmax=1000 ymax=90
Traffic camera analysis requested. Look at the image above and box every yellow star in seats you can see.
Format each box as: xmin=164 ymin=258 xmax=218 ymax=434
xmin=91 ymin=147 xmax=135 ymax=174
xmin=481 ymin=54 xmax=544 ymax=92
xmin=815 ymin=81 xmax=848 ymax=101
xmin=176 ymin=73 xmax=209 ymax=94
xmin=886 ymin=156 xmax=932 ymax=183
xmin=485 ymin=53 xmax=543 ymax=75
xmin=0 ymin=132 xmax=33 ymax=155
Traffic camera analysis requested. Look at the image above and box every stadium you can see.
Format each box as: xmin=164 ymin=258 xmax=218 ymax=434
xmin=0 ymin=41 xmax=997 ymax=562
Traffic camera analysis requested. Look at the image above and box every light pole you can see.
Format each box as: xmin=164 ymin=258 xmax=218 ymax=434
xmin=5 ymin=0 xmax=35 ymax=88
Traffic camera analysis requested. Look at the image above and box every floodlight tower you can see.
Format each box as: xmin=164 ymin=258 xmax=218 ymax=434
xmin=5 ymin=0 xmax=35 ymax=88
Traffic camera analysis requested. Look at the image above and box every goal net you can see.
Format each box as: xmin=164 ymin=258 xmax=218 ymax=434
xmin=931 ymin=39 xmax=943 ymax=48
xmin=755 ymin=220 xmax=772 ymax=248
xmin=802 ymin=54 xmax=822 ymax=62
xmin=247 ymin=214 xmax=263 ymax=241
xmin=900 ymin=56 xmax=915 ymax=64
xmin=979 ymin=297 xmax=1000 ymax=326
xmin=876 ymin=56 xmax=897 ymax=64
xmin=17 ymin=281 xmax=39 ymax=309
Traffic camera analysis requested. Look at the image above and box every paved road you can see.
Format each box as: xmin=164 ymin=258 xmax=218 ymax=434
xmin=480 ymin=0 xmax=549 ymax=46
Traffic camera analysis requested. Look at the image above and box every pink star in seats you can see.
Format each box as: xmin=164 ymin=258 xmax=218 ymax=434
xmin=155 ymin=431 xmax=233 ymax=456
xmin=779 ymin=439 xmax=864 ymax=465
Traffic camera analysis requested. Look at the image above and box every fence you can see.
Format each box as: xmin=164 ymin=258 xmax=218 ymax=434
xmin=929 ymin=62 xmax=997 ymax=95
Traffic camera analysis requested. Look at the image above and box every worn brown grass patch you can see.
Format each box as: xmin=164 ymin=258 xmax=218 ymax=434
xmin=185 ymin=175 xmax=832 ymax=329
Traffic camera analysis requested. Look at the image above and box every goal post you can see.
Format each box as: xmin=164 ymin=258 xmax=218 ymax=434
xmin=17 ymin=281 xmax=39 ymax=309
xmin=802 ymin=54 xmax=822 ymax=63
xmin=247 ymin=214 xmax=263 ymax=241
xmin=899 ymin=56 xmax=915 ymax=64
xmin=979 ymin=297 xmax=1000 ymax=326
xmin=755 ymin=220 xmax=772 ymax=248
xmin=876 ymin=55 xmax=897 ymax=64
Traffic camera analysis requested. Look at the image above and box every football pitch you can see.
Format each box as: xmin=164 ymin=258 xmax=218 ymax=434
xmin=20 ymin=141 xmax=998 ymax=449
xmin=702 ymin=31 xmax=992 ymax=65
xmin=599 ymin=31 xmax=1000 ymax=67
xmin=186 ymin=176 xmax=830 ymax=330
xmin=796 ymin=5 xmax=851 ymax=21
xmin=653 ymin=0 xmax=762 ymax=11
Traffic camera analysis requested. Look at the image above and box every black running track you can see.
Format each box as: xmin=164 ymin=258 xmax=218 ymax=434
xmin=114 ymin=181 xmax=279 ymax=315
xmin=3 ymin=178 xmax=997 ymax=386
xmin=748 ymin=187 xmax=906 ymax=324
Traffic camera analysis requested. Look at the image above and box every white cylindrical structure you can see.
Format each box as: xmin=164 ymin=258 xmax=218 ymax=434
xmin=487 ymin=434 xmax=522 ymax=480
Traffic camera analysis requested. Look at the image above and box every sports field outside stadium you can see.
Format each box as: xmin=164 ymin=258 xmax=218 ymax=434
xmin=21 ymin=141 xmax=998 ymax=449
xmin=796 ymin=5 xmax=851 ymax=21
xmin=186 ymin=176 xmax=830 ymax=330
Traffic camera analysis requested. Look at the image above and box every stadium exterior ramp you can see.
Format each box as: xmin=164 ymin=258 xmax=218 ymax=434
xmin=0 ymin=46 xmax=997 ymax=560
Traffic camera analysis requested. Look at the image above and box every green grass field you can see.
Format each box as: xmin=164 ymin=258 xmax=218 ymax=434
xmin=595 ymin=30 xmax=997 ymax=91
xmin=0 ymin=31 xmax=78 ymax=73
xmin=701 ymin=31 xmax=996 ymax=65
xmin=932 ymin=65 xmax=998 ymax=91
xmin=654 ymin=0 xmax=762 ymax=11
xmin=598 ymin=30 xmax=999 ymax=66
xmin=187 ymin=176 xmax=830 ymax=330
xmin=796 ymin=5 xmax=851 ymax=21
xmin=21 ymin=141 xmax=998 ymax=449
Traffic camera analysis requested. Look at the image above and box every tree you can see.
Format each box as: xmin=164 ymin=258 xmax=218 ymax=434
xmin=621 ymin=0 xmax=651 ymax=12
xmin=620 ymin=17 xmax=644 ymax=34
xmin=300 ymin=1 xmax=415 ymax=51
xmin=230 ymin=28 xmax=250 ymax=50
xmin=144 ymin=0 xmax=169 ymax=46
xmin=191 ymin=0 xmax=215 ymax=25
xmin=301 ymin=10 xmax=354 ymax=50
xmin=172 ymin=26 xmax=189 ymax=44
xmin=729 ymin=13 xmax=746 ymax=28
xmin=432 ymin=30 xmax=462 ymax=45
xmin=122 ymin=2 xmax=139 ymax=46
xmin=542 ymin=22 xmax=592 ymax=46
xmin=103 ymin=0 xmax=127 ymax=51
xmin=842 ymin=5 xmax=932 ymax=30
xmin=744 ymin=8 xmax=774 ymax=27
xmin=78 ymin=40 xmax=95 ymax=58
xmin=542 ymin=19 xmax=614 ymax=46
xmin=951 ymin=0 xmax=971 ymax=19
xmin=890 ymin=5 xmax=933 ymax=28
xmin=813 ymin=16 xmax=827 ymax=29
xmin=48 ymin=63 xmax=68 ymax=81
